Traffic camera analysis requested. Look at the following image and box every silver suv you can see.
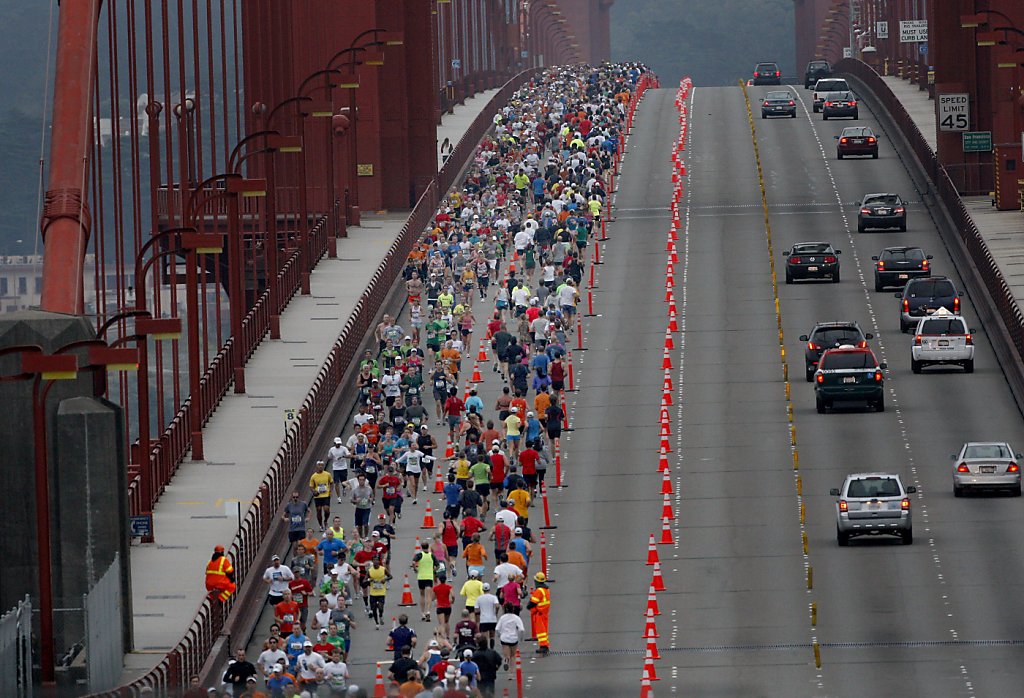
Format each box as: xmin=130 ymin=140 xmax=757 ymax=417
xmin=830 ymin=473 xmax=916 ymax=546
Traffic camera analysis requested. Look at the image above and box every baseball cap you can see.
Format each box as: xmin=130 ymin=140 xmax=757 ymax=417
xmin=464 ymin=649 xmax=474 ymax=658
xmin=510 ymin=407 xmax=518 ymax=413
xmin=334 ymin=437 xmax=342 ymax=444
xmin=319 ymin=629 xmax=328 ymax=635
xmin=492 ymin=439 xmax=501 ymax=445
xmin=445 ymin=666 xmax=458 ymax=678
xmin=271 ymin=554 xmax=280 ymax=561
xmin=303 ymin=640 xmax=313 ymax=647
xmin=515 ymin=527 xmax=523 ymax=534
xmin=469 ymin=569 xmax=479 ymax=577
xmin=273 ymin=664 xmax=284 ymax=673
xmin=372 ymin=531 xmax=380 ymax=537
xmin=482 ymin=582 xmax=491 ymax=591
xmin=527 ymin=411 xmax=534 ymax=417
xmin=429 ymin=639 xmax=440 ymax=647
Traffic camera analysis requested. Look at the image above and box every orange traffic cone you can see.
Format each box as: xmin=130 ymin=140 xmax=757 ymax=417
xmin=662 ymin=493 xmax=675 ymax=521
xmin=652 ymin=561 xmax=666 ymax=591
xmin=661 ymin=470 xmax=673 ymax=496
xmin=662 ymin=349 xmax=672 ymax=370
xmin=660 ymin=433 xmax=672 ymax=453
xmin=664 ymin=332 xmax=674 ymax=350
xmin=373 ymin=662 xmax=386 ymax=697
xmin=664 ymin=288 xmax=675 ymax=305
xmin=667 ymin=298 xmax=678 ymax=316
xmin=646 ymin=533 xmax=659 ymax=565
xmin=644 ymin=649 xmax=660 ymax=681
xmin=658 ymin=447 xmax=669 ymax=473
xmin=647 ymin=635 xmax=662 ymax=661
xmin=659 ymin=517 xmax=674 ymax=545
xmin=669 ymin=244 xmax=678 ymax=264
xmin=386 ymin=617 xmax=397 ymax=650
xmin=399 ymin=576 xmax=416 ymax=606
xmin=421 ymin=501 xmax=436 ymax=529
xmin=668 ymin=310 xmax=679 ymax=333
xmin=646 ymin=584 xmax=660 ymax=616
xmin=477 ymin=340 xmax=488 ymax=361
xmin=434 ymin=464 xmax=444 ymax=493
xmin=445 ymin=438 xmax=454 ymax=459
xmin=666 ymin=262 xmax=675 ymax=277
xmin=643 ymin=606 xmax=659 ymax=638
xmin=471 ymin=363 xmax=483 ymax=383
xmin=662 ymin=388 xmax=673 ymax=407
xmin=663 ymin=371 xmax=673 ymax=392
xmin=660 ymin=421 xmax=671 ymax=438
xmin=640 ymin=668 xmax=653 ymax=698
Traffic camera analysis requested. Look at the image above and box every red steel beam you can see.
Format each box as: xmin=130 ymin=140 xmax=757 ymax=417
xmin=39 ymin=0 xmax=103 ymax=315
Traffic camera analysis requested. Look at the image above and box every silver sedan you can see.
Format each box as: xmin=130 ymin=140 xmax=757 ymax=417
xmin=952 ymin=442 xmax=1022 ymax=497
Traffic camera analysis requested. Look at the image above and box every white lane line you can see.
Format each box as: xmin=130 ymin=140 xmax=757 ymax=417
xmin=793 ymin=90 xmax=974 ymax=698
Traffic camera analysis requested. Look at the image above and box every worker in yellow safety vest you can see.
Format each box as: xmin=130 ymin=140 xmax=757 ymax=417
xmin=205 ymin=545 xmax=236 ymax=602
xmin=526 ymin=572 xmax=550 ymax=655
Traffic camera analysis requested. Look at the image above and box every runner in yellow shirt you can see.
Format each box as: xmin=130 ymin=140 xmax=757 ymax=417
xmin=507 ymin=486 xmax=531 ymax=523
xmin=309 ymin=460 xmax=334 ymax=531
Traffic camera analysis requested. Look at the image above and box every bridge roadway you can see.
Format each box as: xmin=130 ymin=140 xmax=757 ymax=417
xmin=242 ymin=82 xmax=1024 ymax=696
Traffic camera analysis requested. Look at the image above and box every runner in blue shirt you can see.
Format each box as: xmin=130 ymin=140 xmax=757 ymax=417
xmin=316 ymin=530 xmax=347 ymax=575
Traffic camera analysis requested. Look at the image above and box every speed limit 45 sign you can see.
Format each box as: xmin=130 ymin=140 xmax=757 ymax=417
xmin=938 ymin=93 xmax=969 ymax=132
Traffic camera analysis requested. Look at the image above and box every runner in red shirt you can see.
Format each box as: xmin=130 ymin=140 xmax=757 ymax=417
xmin=518 ymin=443 xmax=540 ymax=497
xmin=487 ymin=445 xmax=507 ymax=508
xmin=443 ymin=391 xmax=466 ymax=442
xmin=489 ymin=520 xmax=512 ymax=561
xmin=378 ymin=467 xmax=404 ymax=526
xmin=288 ymin=574 xmax=314 ymax=630
xmin=352 ymin=546 xmax=376 ymax=615
xmin=434 ymin=574 xmax=454 ymax=639
xmin=460 ymin=514 xmax=485 ymax=550
xmin=274 ymin=591 xmax=301 ymax=635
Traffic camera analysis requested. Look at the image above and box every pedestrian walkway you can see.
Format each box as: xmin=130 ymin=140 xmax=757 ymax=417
xmin=120 ymin=87 xmax=501 ymax=685
xmin=882 ymin=75 xmax=1024 ymax=321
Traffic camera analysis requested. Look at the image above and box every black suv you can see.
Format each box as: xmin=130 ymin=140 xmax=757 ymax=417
xmin=800 ymin=322 xmax=873 ymax=381
xmin=804 ymin=60 xmax=832 ymax=88
xmin=873 ymin=246 xmax=932 ymax=291
xmin=897 ymin=276 xmax=961 ymax=332
xmin=753 ymin=62 xmax=782 ymax=85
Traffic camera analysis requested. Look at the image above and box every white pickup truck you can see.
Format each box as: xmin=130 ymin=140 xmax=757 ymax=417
xmin=911 ymin=307 xmax=975 ymax=373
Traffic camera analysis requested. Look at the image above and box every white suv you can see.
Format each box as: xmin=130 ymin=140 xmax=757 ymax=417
xmin=831 ymin=473 xmax=916 ymax=546
xmin=911 ymin=308 xmax=975 ymax=373
xmin=813 ymin=78 xmax=850 ymax=112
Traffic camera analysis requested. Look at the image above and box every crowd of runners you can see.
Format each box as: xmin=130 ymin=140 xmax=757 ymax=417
xmin=204 ymin=61 xmax=648 ymax=698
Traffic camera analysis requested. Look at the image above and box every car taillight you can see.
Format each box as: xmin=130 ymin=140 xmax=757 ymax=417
xmin=824 ymin=101 xmax=832 ymax=107
xmin=861 ymin=208 xmax=872 ymax=214
xmin=807 ymin=342 xmax=819 ymax=351
xmin=849 ymin=100 xmax=857 ymax=106
xmin=839 ymin=500 xmax=848 ymax=512
xmin=956 ymin=463 xmax=970 ymax=473
xmin=895 ymin=207 xmax=904 ymax=213
xmin=858 ymin=340 xmax=868 ymax=348
xmin=868 ymin=137 xmax=877 ymax=143
xmin=790 ymin=256 xmax=802 ymax=264
xmin=788 ymin=100 xmax=795 ymax=106
xmin=914 ymin=335 xmax=922 ymax=346
xmin=965 ymin=333 xmax=973 ymax=345
xmin=776 ymin=71 xmax=781 ymax=76
xmin=874 ymin=370 xmax=883 ymax=382
xmin=877 ymin=261 xmax=885 ymax=270
xmin=824 ymin=256 xmax=837 ymax=264
xmin=763 ymin=101 xmax=770 ymax=107
xmin=954 ymin=296 xmax=960 ymax=312
xmin=840 ymin=137 xmax=848 ymax=143
xmin=901 ymin=497 xmax=911 ymax=510
xmin=903 ymin=299 xmax=910 ymax=312
xmin=921 ymin=259 xmax=929 ymax=269
xmin=1009 ymin=462 xmax=1020 ymax=473
xmin=816 ymin=373 xmax=824 ymax=384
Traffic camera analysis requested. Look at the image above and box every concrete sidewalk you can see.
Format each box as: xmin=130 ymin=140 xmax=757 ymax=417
xmin=120 ymin=88 xmax=500 ymax=684
xmin=884 ymin=76 xmax=1024 ymax=313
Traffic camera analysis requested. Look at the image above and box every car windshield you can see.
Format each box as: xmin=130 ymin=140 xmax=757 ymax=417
xmin=882 ymin=248 xmax=924 ymax=262
xmin=766 ymin=91 xmax=790 ymax=100
xmin=821 ymin=351 xmax=875 ymax=369
xmin=847 ymin=478 xmax=901 ymax=498
xmin=817 ymin=80 xmax=847 ymax=90
xmin=813 ymin=328 xmax=863 ymax=346
xmin=866 ymin=194 xmax=900 ymax=205
xmin=757 ymin=64 xmax=777 ymax=71
xmin=793 ymin=244 xmax=831 ymax=254
xmin=919 ymin=319 xmax=966 ymax=335
xmin=964 ymin=444 xmax=1012 ymax=459
xmin=908 ymin=279 xmax=955 ymax=297
xmin=842 ymin=127 xmax=873 ymax=137
xmin=809 ymin=62 xmax=829 ymax=69
xmin=826 ymin=91 xmax=853 ymax=100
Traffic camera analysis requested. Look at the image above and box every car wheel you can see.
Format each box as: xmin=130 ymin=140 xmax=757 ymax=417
xmin=837 ymin=527 xmax=850 ymax=546
xmin=874 ymin=279 xmax=884 ymax=292
xmin=785 ymin=272 xmax=793 ymax=284
xmin=816 ymin=395 xmax=827 ymax=414
xmin=837 ymin=152 xmax=843 ymax=160
xmin=872 ymin=152 xmax=879 ymax=159
xmin=805 ymin=366 xmax=814 ymax=383
xmin=911 ymin=358 xmax=922 ymax=374
xmin=1013 ymin=485 xmax=1022 ymax=497
xmin=899 ymin=222 xmax=907 ymax=232
xmin=761 ymin=113 xmax=766 ymax=119
xmin=813 ymin=104 xmax=819 ymax=113
xmin=901 ymin=528 xmax=913 ymax=545
xmin=857 ymin=224 xmax=865 ymax=233
xmin=832 ymin=271 xmax=840 ymax=283
xmin=964 ymin=359 xmax=974 ymax=374
xmin=875 ymin=395 xmax=885 ymax=412
xmin=900 ymin=321 xmax=910 ymax=334
xmin=791 ymin=112 xmax=797 ymax=119
xmin=954 ymin=484 xmax=964 ymax=498
xmin=823 ymin=113 xmax=829 ymax=121
xmin=852 ymin=110 xmax=859 ymax=119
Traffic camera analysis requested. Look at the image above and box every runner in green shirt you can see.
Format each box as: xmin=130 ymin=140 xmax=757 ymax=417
xmin=469 ymin=458 xmax=492 ymax=518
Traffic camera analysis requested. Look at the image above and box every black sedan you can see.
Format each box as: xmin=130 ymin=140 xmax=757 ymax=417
xmin=835 ymin=127 xmax=878 ymax=159
xmin=873 ymin=246 xmax=932 ymax=291
xmin=822 ymin=91 xmax=858 ymax=120
xmin=857 ymin=193 xmax=906 ymax=232
xmin=785 ymin=242 xmax=841 ymax=284
xmin=800 ymin=321 xmax=873 ymax=381
xmin=761 ymin=91 xmax=797 ymax=119
xmin=897 ymin=276 xmax=962 ymax=332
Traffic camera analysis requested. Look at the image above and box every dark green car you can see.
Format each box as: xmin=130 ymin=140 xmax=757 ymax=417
xmin=814 ymin=346 xmax=886 ymax=413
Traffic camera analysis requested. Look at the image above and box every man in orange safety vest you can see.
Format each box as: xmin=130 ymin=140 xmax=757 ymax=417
xmin=205 ymin=545 xmax=236 ymax=602
xmin=526 ymin=572 xmax=550 ymax=655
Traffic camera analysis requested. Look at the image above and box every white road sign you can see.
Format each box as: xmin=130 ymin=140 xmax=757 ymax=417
xmin=900 ymin=19 xmax=927 ymax=43
xmin=876 ymin=21 xmax=889 ymax=39
xmin=938 ymin=93 xmax=969 ymax=132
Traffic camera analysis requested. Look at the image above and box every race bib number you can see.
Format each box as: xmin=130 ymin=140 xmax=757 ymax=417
xmin=317 ymin=484 xmax=329 ymax=494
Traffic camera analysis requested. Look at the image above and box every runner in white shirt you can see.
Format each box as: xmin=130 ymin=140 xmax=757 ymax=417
xmin=328 ymin=438 xmax=351 ymax=502
xmin=256 ymin=638 xmax=289 ymax=679
xmin=323 ymin=650 xmax=350 ymax=692
xmin=495 ymin=608 xmax=525 ymax=668
xmin=474 ymin=586 xmax=501 ymax=647
xmin=396 ymin=448 xmax=426 ymax=501
xmin=295 ymin=642 xmax=326 ymax=684
xmin=493 ymin=560 xmax=522 ymax=589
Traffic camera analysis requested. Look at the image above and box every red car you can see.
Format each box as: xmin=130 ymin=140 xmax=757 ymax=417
xmin=835 ymin=126 xmax=878 ymax=159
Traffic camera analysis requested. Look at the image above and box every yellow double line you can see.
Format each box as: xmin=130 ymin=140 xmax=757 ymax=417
xmin=738 ymin=80 xmax=822 ymax=671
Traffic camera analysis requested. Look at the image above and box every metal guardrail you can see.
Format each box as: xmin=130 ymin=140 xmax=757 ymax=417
xmin=836 ymin=58 xmax=1024 ymax=380
xmin=93 ymin=66 xmax=548 ymax=698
